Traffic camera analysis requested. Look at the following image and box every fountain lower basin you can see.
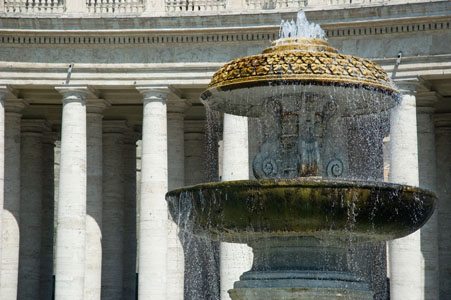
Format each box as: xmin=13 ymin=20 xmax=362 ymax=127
xmin=166 ymin=178 xmax=435 ymax=299
xmin=166 ymin=178 xmax=436 ymax=243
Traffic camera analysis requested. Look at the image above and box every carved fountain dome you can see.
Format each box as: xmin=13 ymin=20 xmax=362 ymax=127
xmin=201 ymin=37 xmax=399 ymax=117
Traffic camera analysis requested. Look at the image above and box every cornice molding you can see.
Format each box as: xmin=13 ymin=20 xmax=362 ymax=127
xmin=0 ymin=15 xmax=448 ymax=45
xmin=324 ymin=15 xmax=451 ymax=39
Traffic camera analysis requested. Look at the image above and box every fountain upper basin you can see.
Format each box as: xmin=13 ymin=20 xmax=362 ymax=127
xmin=200 ymin=38 xmax=400 ymax=117
xmin=166 ymin=178 xmax=436 ymax=243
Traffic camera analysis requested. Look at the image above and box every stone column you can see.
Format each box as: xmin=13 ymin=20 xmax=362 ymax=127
xmin=40 ymin=130 xmax=56 ymax=300
xmin=136 ymin=86 xmax=171 ymax=300
xmin=434 ymin=113 xmax=451 ymax=299
xmin=0 ymin=98 xmax=26 ymax=300
xmin=167 ymin=99 xmax=189 ymax=300
xmin=220 ymin=113 xmax=253 ymax=300
xmin=388 ymin=84 xmax=422 ymax=300
xmin=54 ymin=85 xmax=89 ymax=300
xmin=417 ymin=92 xmax=439 ymax=300
xmin=85 ymin=100 xmax=109 ymax=300
xmin=123 ymin=130 xmax=138 ymax=300
xmin=185 ymin=120 xmax=206 ymax=186
xmin=18 ymin=119 xmax=48 ymax=300
xmin=101 ymin=120 xmax=128 ymax=300
xmin=0 ymin=88 xmax=6 ymax=294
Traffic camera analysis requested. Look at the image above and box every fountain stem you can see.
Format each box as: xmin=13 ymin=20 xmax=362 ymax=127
xmin=249 ymin=236 xmax=349 ymax=272
xmin=229 ymin=236 xmax=374 ymax=300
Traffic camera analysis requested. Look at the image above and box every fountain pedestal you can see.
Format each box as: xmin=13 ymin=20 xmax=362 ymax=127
xmin=228 ymin=237 xmax=374 ymax=300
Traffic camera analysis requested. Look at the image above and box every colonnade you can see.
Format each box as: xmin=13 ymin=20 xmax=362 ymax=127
xmin=0 ymin=84 xmax=196 ymax=300
xmin=0 ymin=82 xmax=448 ymax=300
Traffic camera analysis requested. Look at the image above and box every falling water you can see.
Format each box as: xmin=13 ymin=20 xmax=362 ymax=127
xmin=180 ymin=106 xmax=221 ymax=300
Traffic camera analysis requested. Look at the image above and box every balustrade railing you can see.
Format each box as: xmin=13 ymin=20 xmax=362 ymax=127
xmin=322 ymin=0 xmax=385 ymax=4
xmin=246 ymin=0 xmax=306 ymax=9
xmin=86 ymin=0 xmax=144 ymax=13
xmin=4 ymin=0 xmax=64 ymax=13
xmin=166 ymin=0 xmax=227 ymax=12
xmin=166 ymin=0 xmax=226 ymax=12
xmin=0 ymin=0 xmax=440 ymax=15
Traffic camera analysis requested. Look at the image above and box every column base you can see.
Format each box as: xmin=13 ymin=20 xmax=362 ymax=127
xmin=229 ymin=271 xmax=374 ymax=300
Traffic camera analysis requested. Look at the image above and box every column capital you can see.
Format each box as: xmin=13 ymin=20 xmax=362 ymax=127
xmin=167 ymin=99 xmax=191 ymax=114
xmin=0 ymin=84 xmax=17 ymax=100
xmin=5 ymin=99 xmax=28 ymax=114
xmin=21 ymin=119 xmax=50 ymax=135
xmin=103 ymin=120 xmax=129 ymax=134
xmin=87 ymin=99 xmax=110 ymax=114
xmin=136 ymin=85 xmax=174 ymax=102
xmin=55 ymin=85 xmax=97 ymax=103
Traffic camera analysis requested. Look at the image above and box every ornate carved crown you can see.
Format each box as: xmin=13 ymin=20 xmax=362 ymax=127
xmin=206 ymin=37 xmax=397 ymax=95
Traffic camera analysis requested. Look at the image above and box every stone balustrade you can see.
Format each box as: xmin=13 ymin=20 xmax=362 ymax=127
xmin=86 ymin=0 xmax=144 ymax=14
xmin=0 ymin=0 xmax=441 ymax=15
xmin=246 ymin=0 xmax=306 ymax=10
xmin=4 ymin=0 xmax=65 ymax=13
xmin=166 ymin=0 xmax=226 ymax=12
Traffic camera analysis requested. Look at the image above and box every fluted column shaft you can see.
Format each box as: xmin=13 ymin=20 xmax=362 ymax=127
xmin=18 ymin=119 xmax=47 ymax=300
xmin=0 ymin=99 xmax=26 ymax=300
xmin=167 ymin=100 xmax=188 ymax=300
xmin=388 ymin=86 xmax=422 ymax=300
xmin=122 ymin=131 xmax=138 ymax=300
xmin=40 ymin=130 xmax=55 ymax=300
xmin=54 ymin=86 xmax=88 ymax=300
xmin=85 ymin=100 xmax=108 ymax=300
xmin=220 ymin=113 xmax=252 ymax=300
xmin=417 ymin=93 xmax=439 ymax=300
xmin=137 ymin=86 xmax=170 ymax=300
xmin=101 ymin=120 xmax=128 ymax=300
xmin=435 ymin=113 xmax=451 ymax=299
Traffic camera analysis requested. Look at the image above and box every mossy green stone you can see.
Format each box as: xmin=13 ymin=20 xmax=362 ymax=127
xmin=166 ymin=178 xmax=436 ymax=243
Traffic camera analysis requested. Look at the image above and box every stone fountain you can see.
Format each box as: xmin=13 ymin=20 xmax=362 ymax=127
xmin=166 ymin=11 xmax=436 ymax=299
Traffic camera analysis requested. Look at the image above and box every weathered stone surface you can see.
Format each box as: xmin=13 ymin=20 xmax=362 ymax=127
xmin=54 ymin=86 xmax=89 ymax=300
xmin=137 ymin=86 xmax=170 ymax=300
xmin=388 ymin=87 xmax=423 ymax=300
xmin=220 ymin=114 xmax=253 ymax=300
